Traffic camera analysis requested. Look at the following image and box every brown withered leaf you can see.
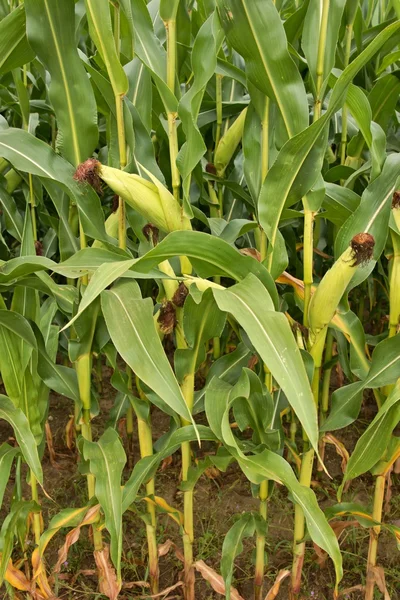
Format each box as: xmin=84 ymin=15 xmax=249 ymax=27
xmin=322 ymin=433 xmax=349 ymax=474
xmin=133 ymin=581 xmax=183 ymax=598
xmin=204 ymin=466 xmax=220 ymax=480
xmin=55 ymin=504 xmax=100 ymax=572
xmin=94 ymin=546 xmax=121 ymax=600
xmin=31 ymin=548 xmax=57 ymax=599
xmin=264 ymin=569 xmax=290 ymax=600
xmin=65 ymin=415 xmax=75 ymax=450
xmin=45 ymin=421 xmax=58 ymax=468
xmin=337 ymin=584 xmax=364 ymax=597
xmin=122 ymin=581 xmax=150 ymax=589
xmin=194 ymin=560 xmax=245 ymax=600
xmin=5 ymin=560 xmax=32 ymax=592
xmin=239 ymin=247 xmax=261 ymax=261
xmin=384 ymin=468 xmax=393 ymax=514
xmin=372 ymin=566 xmax=391 ymax=600
xmin=157 ymin=539 xmax=184 ymax=562
xmin=160 ymin=455 xmax=173 ymax=471
xmin=70 ymin=569 xmax=96 ymax=585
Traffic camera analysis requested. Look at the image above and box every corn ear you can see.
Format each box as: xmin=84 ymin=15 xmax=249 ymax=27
xmin=214 ymin=108 xmax=247 ymax=177
xmin=99 ymin=164 xmax=191 ymax=233
xmin=308 ymin=233 xmax=374 ymax=333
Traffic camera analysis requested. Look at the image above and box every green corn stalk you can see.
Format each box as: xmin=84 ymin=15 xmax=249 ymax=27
xmin=293 ymin=232 xmax=375 ymax=594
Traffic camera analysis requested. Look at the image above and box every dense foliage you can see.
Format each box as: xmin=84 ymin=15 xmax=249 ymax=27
xmin=0 ymin=0 xmax=399 ymax=599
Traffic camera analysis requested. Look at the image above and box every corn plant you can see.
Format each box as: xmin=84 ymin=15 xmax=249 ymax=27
xmin=0 ymin=0 xmax=400 ymax=599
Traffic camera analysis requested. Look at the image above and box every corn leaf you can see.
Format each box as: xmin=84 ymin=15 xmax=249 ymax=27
xmin=212 ymin=274 xmax=318 ymax=451
xmin=25 ymin=0 xmax=98 ymax=165
xmin=0 ymin=395 xmax=42 ymax=485
xmin=0 ymin=6 xmax=34 ymax=74
xmin=205 ymin=378 xmax=342 ymax=587
xmin=101 ymin=281 xmax=195 ymax=426
xmin=216 ymin=0 xmax=309 ymax=138
xmin=83 ymin=429 xmax=126 ymax=577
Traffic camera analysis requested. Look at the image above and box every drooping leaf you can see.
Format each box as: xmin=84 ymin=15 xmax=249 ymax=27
xmin=212 ymin=274 xmax=318 ymax=451
xmin=0 ymin=395 xmax=42 ymax=485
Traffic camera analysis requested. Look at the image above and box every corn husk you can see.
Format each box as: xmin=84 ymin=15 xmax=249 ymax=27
xmin=308 ymin=246 xmax=359 ymax=333
xmin=214 ymin=108 xmax=247 ymax=177
xmin=99 ymin=164 xmax=191 ymax=233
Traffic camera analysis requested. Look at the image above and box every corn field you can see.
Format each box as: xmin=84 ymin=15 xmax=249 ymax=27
xmin=0 ymin=0 xmax=399 ymax=599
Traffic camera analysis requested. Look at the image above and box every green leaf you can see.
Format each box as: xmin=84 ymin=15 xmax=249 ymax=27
xmin=335 ymin=153 xmax=400 ymax=261
xmin=57 ymin=230 xmax=278 ymax=317
xmin=122 ymin=425 xmax=217 ymax=512
xmin=0 ymin=500 xmax=37 ymax=586
xmin=0 ymin=183 xmax=24 ymax=242
xmin=0 ymin=444 xmax=19 ymax=509
xmin=0 ymin=395 xmax=42 ymax=484
xmin=130 ymin=0 xmax=177 ymax=112
xmin=101 ymin=281 xmax=195 ymax=425
xmin=177 ymin=12 xmax=223 ymax=210
xmin=221 ymin=513 xmax=255 ymax=599
xmin=258 ymin=19 xmax=400 ymax=274
xmin=323 ymin=335 xmax=400 ymax=431
xmin=343 ymin=381 xmax=400 ymax=484
xmin=205 ymin=378 xmax=342 ymax=587
xmin=175 ymin=288 xmax=226 ymax=381
xmin=302 ymin=0 xmax=346 ymax=98
xmin=216 ymin=0 xmax=308 ymax=138
xmin=193 ymin=343 xmax=252 ymax=414
xmin=32 ymin=324 xmax=80 ymax=402
xmin=0 ymin=309 xmax=37 ymax=351
xmin=83 ymin=429 xmax=126 ymax=577
xmin=321 ymin=183 xmax=360 ymax=227
xmin=0 ymin=128 xmax=109 ymax=242
xmin=212 ymin=274 xmax=318 ymax=451
xmin=25 ymin=0 xmax=98 ymax=166
xmin=84 ymin=0 xmax=128 ymax=97
xmin=0 ymin=6 xmax=34 ymax=74
xmin=133 ymin=231 xmax=278 ymax=307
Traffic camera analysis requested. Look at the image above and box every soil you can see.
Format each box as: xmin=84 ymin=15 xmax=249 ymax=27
xmin=0 ymin=365 xmax=399 ymax=600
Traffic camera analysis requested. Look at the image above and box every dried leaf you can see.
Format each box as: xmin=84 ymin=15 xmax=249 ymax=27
xmin=384 ymin=469 xmax=393 ymax=514
xmin=204 ymin=465 xmax=220 ymax=479
xmin=31 ymin=549 xmax=55 ymax=599
xmin=45 ymin=421 xmax=58 ymax=467
xmin=55 ymin=504 xmax=100 ymax=572
xmin=194 ymin=560 xmax=245 ymax=600
xmin=372 ymin=566 xmax=391 ymax=600
xmin=264 ymin=569 xmax=290 ymax=600
xmin=331 ymin=520 xmax=359 ymax=538
xmin=94 ymin=546 xmax=121 ymax=600
xmin=122 ymin=580 xmax=150 ymax=589
xmin=4 ymin=560 xmax=32 ymax=592
xmin=338 ymin=584 xmax=364 ymax=596
xmin=157 ymin=539 xmax=175 ymax=558
xmin=239 ymin=248 xmax=261 ymax=261
xmin=160 ymin=456 xmax=173 ymax=471
xmin=135 ymin=581 xmax=183 ymax=598
xmin=65 ymin=415 xmax=75 ymax=450
xmin=322 ymin=434 xmax=349 ymax=473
